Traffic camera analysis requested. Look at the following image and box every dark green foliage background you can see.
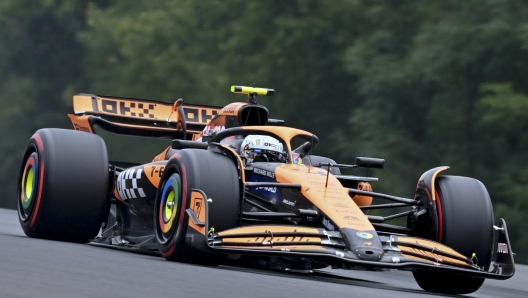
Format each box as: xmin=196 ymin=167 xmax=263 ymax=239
xmin=1 ymin=0 xmax=527 ymax=262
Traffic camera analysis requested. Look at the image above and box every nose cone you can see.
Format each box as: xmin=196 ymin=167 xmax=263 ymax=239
xmin=351 ymin=246 xmax=384 ymax=261
xmin=340 ymin=228 xmax=384 ymax=261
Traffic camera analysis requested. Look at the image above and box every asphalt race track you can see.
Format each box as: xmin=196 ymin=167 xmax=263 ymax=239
xmin=0 ymin=208 xmax=526 ymax=298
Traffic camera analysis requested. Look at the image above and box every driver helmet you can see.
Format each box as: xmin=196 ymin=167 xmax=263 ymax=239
xmin=241 ymin=135 xmax=285 ymax=163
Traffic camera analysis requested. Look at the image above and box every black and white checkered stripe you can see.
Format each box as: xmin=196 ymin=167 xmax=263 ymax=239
xmin=117 ymin=168 xmax=146 ymax=200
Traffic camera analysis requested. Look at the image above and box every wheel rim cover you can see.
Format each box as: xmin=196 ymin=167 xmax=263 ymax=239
xmin=164 ymin=191 xmax=175 ymax=222
xmin=21 ymin=155 xmax=38 ymax=213
xmin=159 ymin=176 xmax=179 ymax=234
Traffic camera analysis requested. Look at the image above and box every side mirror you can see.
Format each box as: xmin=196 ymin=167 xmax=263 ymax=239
xmin=292 ymin=141 xmax=312 ymax=158
xmin=355 ymin=157 xmax=384 ymax=169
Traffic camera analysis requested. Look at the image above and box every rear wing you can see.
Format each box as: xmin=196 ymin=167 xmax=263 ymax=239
xmin=68 ymin=94 xmax=221 ymax=139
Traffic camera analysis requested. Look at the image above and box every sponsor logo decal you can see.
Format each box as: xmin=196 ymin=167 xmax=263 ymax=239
xmin=222 ymin=136 xmax=236 ymax=143
xmin=282 ymin=199 xmax=295 ymax=206
xmin=335 ymin=251 xmax=344 ymax=258
xmin=335 ymin=209 xmax=359 ymax=214
xmin=101 ymin=99 xmax=156 ymax=119
xmin=192 ymin=196 xmax=203 ymax=217
xmin=306 ymin=179 xmax=340 ymax=187
xmin=357 ymin=182 xmax=372 ymax=192
xmin=293 ymin=155 xmax=302 ymax=164
xmin=73 ymin=123 xmax=90 ymax=132
xmin=149 ymin=165 xmax=165 ymax=178
xmin=202 ymin=124 xmax=225 ymax=135
xmin=256 ymin=186 xmax=277 ymax=193
xmin=356 ymin=231 xmax=373 ymax=239
xmin=498 ymin=242 xmax=508 ymax=254
xmin=248 ymin=236 xmax=316 ymax=244
xmin=322 ymin=217 xmax=335 ymax=231
xmin=253 ymin=168 xmax=275 ymax=178
xmin=343 ymin=215 xmax=360 ymax=221
xmin=220 ymin=103 xmax=240 ymax=114
xmin=332 ymin=202 xmax=352 ymax=208
xmin=183 ymin=107 xmax=218 ymax=124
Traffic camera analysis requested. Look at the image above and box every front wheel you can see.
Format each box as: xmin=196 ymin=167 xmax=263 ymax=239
xmin=412 ymin=175 xmax=494 ymax=294
xmin=154 ymin=149 xmax=241 ymax=262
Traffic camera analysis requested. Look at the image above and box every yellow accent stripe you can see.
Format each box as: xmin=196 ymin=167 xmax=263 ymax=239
xmin=162 ymin=191 xmax=176 ymax=233
xmin=231 ymin=85 xmax=274 ymax=96
xmin=25 ymin=167 xmax=34 ymax=199
xmin=397 ymin=236 xmax=466 ymax=259
xmin=218 ymin=225 xmax=320 ymax=236
xmin=398 ymin=246 xmax=470 ymax=267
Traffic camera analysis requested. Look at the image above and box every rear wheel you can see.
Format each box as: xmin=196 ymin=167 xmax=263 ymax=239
xmin=154 ymin=149 xmax=240 ymax=262
xmin=18 ymin=128 xmax=109 ymax=242
xmin=412 ymin=175 xmax=494 ymax=294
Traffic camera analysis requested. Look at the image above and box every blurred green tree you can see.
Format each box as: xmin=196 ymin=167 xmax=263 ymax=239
xmin=0 ymin=0 xmax=107 ymax=208
xmin=79 ymin=0 xmax=365 ymax=139
xmin=339 ymin=0 xmax=528 ymax=262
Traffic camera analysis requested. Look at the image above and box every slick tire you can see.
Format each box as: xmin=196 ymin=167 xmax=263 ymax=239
xmin=18 ymin=128 xmax=109 ymax=242
xmin=154 ymin=149 xmax=240 ymax=262
xmin=302 ymin=155 xmax=341 ymax=175
xmin=412 ymin=175 xmax=494 ymax=294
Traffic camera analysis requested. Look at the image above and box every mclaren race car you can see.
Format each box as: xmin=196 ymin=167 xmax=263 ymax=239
xmin=17 ymin=86 xmax=515 ymax=295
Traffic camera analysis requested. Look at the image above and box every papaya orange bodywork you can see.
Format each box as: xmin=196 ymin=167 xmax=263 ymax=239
xmin=188 ymin=190 xmax=206 ymax=235
xmin=275 ymin=164 xmax=374 ymax=231
xmin=67 ymin=114 xmax=93 ymax=133
xmin=352 ymin=182 xmax=373 ymax=206
xmin=219 ymin=102 xmax=246 ymax=116
xmin=144 ymin=164 xmax=166 ymax=188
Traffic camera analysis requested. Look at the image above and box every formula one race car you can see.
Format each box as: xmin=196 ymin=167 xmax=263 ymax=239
xmin=17 ymin=86 xmax=515 ymax=294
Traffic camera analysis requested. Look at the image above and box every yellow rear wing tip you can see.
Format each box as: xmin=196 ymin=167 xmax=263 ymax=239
xmin=231 ymin=85 xmax=275 ymax=96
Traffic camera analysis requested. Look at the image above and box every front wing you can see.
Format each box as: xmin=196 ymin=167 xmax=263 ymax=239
xmin=186 ymin=189 xmax=515 ymax=279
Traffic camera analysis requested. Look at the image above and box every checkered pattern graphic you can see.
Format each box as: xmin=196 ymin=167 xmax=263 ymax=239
xmin=117 ymin=168 xmax=146 ymax=200
xmin=128 ymin=103 xmax=156 ymax=118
